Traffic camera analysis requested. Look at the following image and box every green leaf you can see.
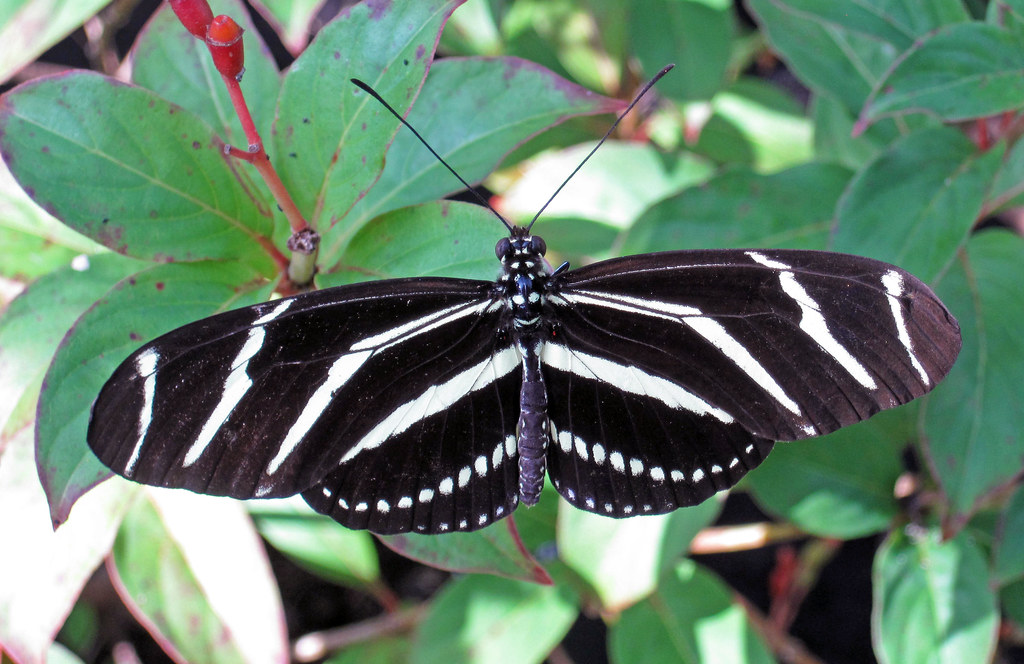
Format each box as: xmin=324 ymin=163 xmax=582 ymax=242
xmin=498 ymin=0 xmax=627 ymax=94
xmin=925 ymin=230 xmax=1024 ymax=516
xmin=746 ymin=0 xmax=897 ymax=114
xmin=439 ymin=0 xmax=503 ymax=56
xmin=621 ymin=162 xmax=851 ymax=254
xmin=0 ymin=158 xmax=103 ymax=280
xmin=37 ymin=261 xmax=270 ymax=525
xmin=273 ymin=0 xmax=463 ymax=260
xmin=557 ymin=498 xmax=720 ymax=611
xmin=751 ymin=0 xmax=967 ymax=51
xmin=500 ymin=141 xmax=711 ymax=231
xmin=748 ymin=407 xmax=910 ymax=539
xmin=1001 ymin=578 xmax=1024 ymax=626
xmin=345 ymin=56 xmax=625 ymax=229
xmin=629 ymin=0 xmax=733 ymax=102
xmin=0 ymin=0 xmax=110 ymax=82
xmin=608 ymin=560 xmax=774 ymax=664
xmin=0 ymin=226 xmax=78 ymax=281
xmin=46 ymin=642 xmax=86 ymax=664
xmin=321 ymin=201 xmax=500 ymax=286
xmin=0 ymin=72 xmax=276 ymax=271
xmin=0 ymin=253 xmax=144 ymax=434
xmin=131 ymin=0 xmax=281 ymax=146
xmin=380 ymin=519 xmax=552 ymax=584
xmin=0 ymin=428 xmax=132 ymax=664
xmin=998 ymin=0 xmax=1024 ymax=38
xmin=110 ymin=490 xmax=288 ymax=664
xmin=833 ymin=126 xmax=1001 ymax=282
xmin=873 ymin=528 xmax=998 ymax=664
xmin=324 ymin=636 xmax=412 ymax=664
xmin=987 ymin=133 xmax=1024 ymax=212
xmin=993 ymin=485 xmax=1024 ymax=585
xmin=411 ymin=574 xmax=577 ymax=664
xmin=248 ymin=0 xmax=326 ymax=54
xmin=527 ymin=218 xmax=619 ymax=265
xmin=249 ymin=498 xmax=382 ymax=590
xmin=861 ymin=23 xmax=1024 ymax=125
xmin=692 ymin=77 xmax=814 ymax=172
xmin=810 ymin=93 xmax=911 ymax=171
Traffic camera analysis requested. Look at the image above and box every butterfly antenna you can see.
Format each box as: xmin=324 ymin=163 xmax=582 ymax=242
xmin=351 ymin=78 xmax=514 ymax=232
xmin=525 ymin=64 xmax=674 ymax=232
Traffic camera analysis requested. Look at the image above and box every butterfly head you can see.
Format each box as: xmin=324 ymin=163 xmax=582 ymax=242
xmin=495 ymin=227 xmax=546 ymax=263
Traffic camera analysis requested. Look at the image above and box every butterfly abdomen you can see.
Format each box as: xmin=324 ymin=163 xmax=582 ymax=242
xmin=517 ymin=336 xmax=548 ymax=505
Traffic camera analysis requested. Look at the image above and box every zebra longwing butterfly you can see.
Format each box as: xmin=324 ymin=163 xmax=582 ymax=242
xmin=87 ymin=70 xmax=962 ymax=535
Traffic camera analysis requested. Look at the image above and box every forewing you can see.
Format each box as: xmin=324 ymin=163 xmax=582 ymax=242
xmin=88 ymin=277 xmax=520 ymax=512
xmin=543 ymin=248 xmax=960 ymax=514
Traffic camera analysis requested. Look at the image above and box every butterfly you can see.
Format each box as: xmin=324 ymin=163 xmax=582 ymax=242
xmin=87 ymin=68 xmax=962 ymax=534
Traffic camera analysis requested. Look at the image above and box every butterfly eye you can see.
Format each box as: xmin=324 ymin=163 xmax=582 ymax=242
xmin=495 ymin=237 xmax=512 ymax=259
xmin=532 ymin=236 xmax=547 ymax=256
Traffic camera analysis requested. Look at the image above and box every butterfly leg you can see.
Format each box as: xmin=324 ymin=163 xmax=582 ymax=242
xmin=516 ymin=335 xmax=548 ymax=505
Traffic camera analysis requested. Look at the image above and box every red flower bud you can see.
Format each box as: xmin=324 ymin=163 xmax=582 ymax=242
xmin=207 ymin=15 xmax=245 ymax=81
xmin=169 ymin=0 xmax=214 ymax=39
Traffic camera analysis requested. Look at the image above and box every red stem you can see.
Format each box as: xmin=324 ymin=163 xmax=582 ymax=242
xmin=221 ymin=75 xmax=308 ymax=235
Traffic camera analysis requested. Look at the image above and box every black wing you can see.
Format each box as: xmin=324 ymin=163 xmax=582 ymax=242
xmin=88 ymin=277 xmax=522 ymax=533
xmin=542 ymin=248 xmax=960 ymax=516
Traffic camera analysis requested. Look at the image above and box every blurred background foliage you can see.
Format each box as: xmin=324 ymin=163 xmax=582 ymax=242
xmin=1 ymin=1 xmax=1023 ymax=663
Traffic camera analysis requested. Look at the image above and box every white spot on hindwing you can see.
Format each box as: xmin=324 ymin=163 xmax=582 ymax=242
xmin=557 ymin=429 xmax=572 ymax=453
xmin=574 ymin=437 xmax=588 ymax=461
